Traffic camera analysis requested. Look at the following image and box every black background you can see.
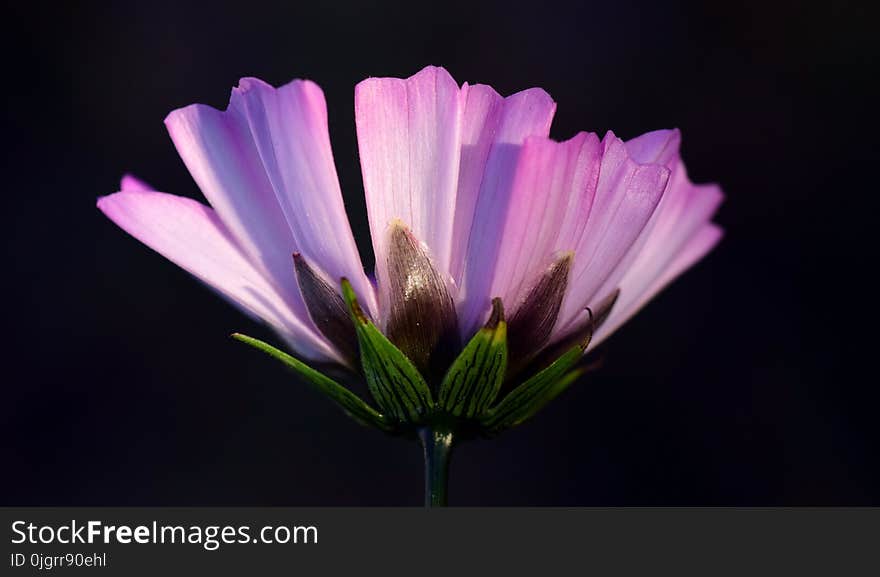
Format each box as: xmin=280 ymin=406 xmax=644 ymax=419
xmin=2 ymin=0 xmax=875 ymax=505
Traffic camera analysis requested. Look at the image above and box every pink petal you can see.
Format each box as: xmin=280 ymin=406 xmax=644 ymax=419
xmin=355 ymin=67 xmax=556 ymax=332
xmin=592 ymin=161 xmax=724 ymax=314
xmin=591 ymin=223 xmax=724 ymax=348
xmin=485 ymin=133 xmax=602 ymax=320
xmin=97 ymin=190 xmax=338 ymax=361
xmin=556 ymin=132 xmax=670 ymax=332
xmin=451 ymin=85 xmax=557 ymax=333
xmin=551 ymin=128 xmax=725 ymax=349
xmin=165 ymin=100 xmax=309 ymax=322
xmin=450 ymin=84 xmax=557 ymax=284
xmin=563 ymin=129 xmax=688 ymax=328
xmin=356 ymin=66 xmax=463 ymax=284
xmin=624 ymin=128 xmax=681 ymax=166
xmin=120 ymin=174 xmax=152 ymax=191
xmin=228 ymin=78 xmax=376 ymax=315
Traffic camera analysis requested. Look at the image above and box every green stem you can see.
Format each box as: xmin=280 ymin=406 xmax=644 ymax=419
xmin=419 ymin=427 xmax=454 ymax=507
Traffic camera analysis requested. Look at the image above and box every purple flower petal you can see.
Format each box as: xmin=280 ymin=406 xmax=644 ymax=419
xmin=592 ymin=223 xmax=724 ymax=348
xmin=164 ymin=101 xmax=310 ymax=322
xmin=356 ymin=66 xmax=463 ymax=283
xmin=624 ymin=128 xmax=681 ymax=165
xmin=355 ymin=67 xmax=556 ymax=333
xmin=555 ymin=129 xmax=724 ymax=348
xmin=556 ymin=131 xmax=670 ymax=333
xmin=571 ymin=130 xmax=686 ymax=319
xmin=592 ymin=167 xmax=722 ymax=320
xmin=120 ymin=174 xmax=152 ymax=191
xmin=97 ymin=190 xmax=338 ymax=361
xmin=229 ymin=78 xmax=377 ymax=316
xmin=481 ymin=132 xmax=601 ymax=331
xmin=450 ymin=83 xmax=556 ymax=288
xmin=453 ymin=85 xmax=557 ymax=335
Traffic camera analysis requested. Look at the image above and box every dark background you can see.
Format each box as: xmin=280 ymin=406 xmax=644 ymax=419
xmin=2 ymin=0 xmax=875 ymax=505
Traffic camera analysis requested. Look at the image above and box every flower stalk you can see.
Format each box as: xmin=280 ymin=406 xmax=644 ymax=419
xmin=419 ymin=427 xmax=454 ymax=507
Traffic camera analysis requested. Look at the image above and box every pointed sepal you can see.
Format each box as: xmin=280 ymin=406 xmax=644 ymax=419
xmin=231 ymin=333 xmax=394 ymax=432
xmin=521 ymin=288 xmax=620 ymax=375
xmin=341 ymin=278 xmax=435 ymax=424
xmin=293 ymin=253 xmax=359 ymax=365
xmin=382 ymin=220 xmax=460 ymax=378
xmin=507 ymin=252 xmax=573 ymax=374
xmin=438 ymin=298 xmax=508 ymax=418
xmin=481 ymin=309 xmax=594 ymax=434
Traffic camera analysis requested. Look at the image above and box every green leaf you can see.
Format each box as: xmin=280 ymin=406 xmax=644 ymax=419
xmin=438 ymin=298 xmax=507 ymax=418
xmin=232 ymin=333 xmax=393 ymax=432
xmin=341 ymin=279 xmax=434 ymax=423
xmin=481 ymin=310 xmax=594 ymax=433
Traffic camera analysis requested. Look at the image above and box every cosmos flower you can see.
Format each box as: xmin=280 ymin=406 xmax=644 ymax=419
xmin=98 ymin=65 xmax=722 ymax=447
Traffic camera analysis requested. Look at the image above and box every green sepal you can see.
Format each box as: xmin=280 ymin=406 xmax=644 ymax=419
xmin=438 ymin=298 xmax=507 ymax=418
xmin=341 ymin=278 xmax=434 ymax=423
xmin=232 ymin=333 xmax=394 ymax=432
xmin=481 ymin=310 xmax=594 ymax=433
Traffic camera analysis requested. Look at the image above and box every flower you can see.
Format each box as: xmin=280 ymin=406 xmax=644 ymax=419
xmin=98 ymin=66 xmax=723 ymax=437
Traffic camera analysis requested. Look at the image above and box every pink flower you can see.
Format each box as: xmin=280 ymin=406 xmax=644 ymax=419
xmin=98 ymin=65 xmax=722 ymax=384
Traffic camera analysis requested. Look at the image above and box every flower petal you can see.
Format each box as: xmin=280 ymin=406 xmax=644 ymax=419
xmin=228 ymin=78 xmax=376 ymax=315
xmin=483 ymin=132 xmax=601 ymax=323
xmin=97 ymin=190 xmax=337 ymax=361
xmin=355 ymin=67 xmax=556 ymax=334
xmin=553 ymin=128 xmax=724 ymax=348
xmin=450 ymin=84 xmax=557 ymax=285
xmin=452 ymin=86 xmax=557 ymax=333
xmin=356 ymin=66 xmax=463 ymax=281
xmin=164 ymin=100 xmax=309 ymax=322
xmin=590 ymin=160 xmax=724 ymax=323
xmin=591 ymin=223 xmax=724 ymax=348
xmin=624 ymin=128 xmax=681 ymax=166
xmin=556 ymin=131 xmax=670 ymax=332
xmin=120 ymin=174 xmax=152 ymax=191
xmin=557 ymin=129 xmax=692 ymax=336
